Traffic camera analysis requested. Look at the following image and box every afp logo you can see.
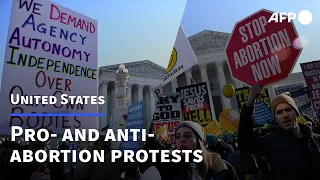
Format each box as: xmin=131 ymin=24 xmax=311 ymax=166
xmin=268 ymin=10 xmax=313 ymax=25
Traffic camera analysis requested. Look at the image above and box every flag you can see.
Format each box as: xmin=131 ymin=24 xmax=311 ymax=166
xmin=162 ymin=25 xmax=198 ymax=86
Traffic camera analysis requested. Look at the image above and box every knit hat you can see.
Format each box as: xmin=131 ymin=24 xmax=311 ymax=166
xmin=271 ymin=94 xmax=299 ymax=116
xmin=223 ymin=134 xmax=233 ymax=142
xmin=175 ymin=121 xmax=204 ymax=140
xmin=205 ymin=134 xmax=217 ymax=146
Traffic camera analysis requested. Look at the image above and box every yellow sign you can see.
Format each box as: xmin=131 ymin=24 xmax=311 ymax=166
xmin=156 ymin=124 xmax=169 ymax=143
xmin=166 ymin=47 xmax=177 ymax=74
xmin=204 ymin=120 xmax=223 ymax=136
xmin=219 ymin=108 xmax=240 ymax=131
xmin=235 ymin=87 xmax=271 ymax=113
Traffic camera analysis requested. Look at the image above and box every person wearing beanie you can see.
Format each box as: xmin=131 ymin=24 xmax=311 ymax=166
xmin=172 ymin=121 xmax=238 ymax=180
xmin=205 ymin=134 xmax=218 ymax=148
xmin=238 ymin=84 xmax=320 ymax=180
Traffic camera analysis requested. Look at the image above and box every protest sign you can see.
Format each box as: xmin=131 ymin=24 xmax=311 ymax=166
xmin=176 ymin=82 xmax=213 ymax=126
xmin=151 ymin=84 xmax=163 ymax=101
xmin=301 ymin=61 xmax=320 ymax=113
xmin=290 ymin=87 xmax=314 ymax=119
xmin=219 ymin=108 xmax=240 ymax=132
xmin=120 ymin=102 xmax=144 ymax=152
xmin=226 ymin=9 xmax=302 ymax=86
xmin=152 ymin=93 xmax=182 ymax=122
xmin=204 ymin=120 xmax=223 ymax=136
xmin=152 ymin=93 xmax=182 ymax=144
xmin=155 ymin=124 xmax=169 ymax=143
xmin=0 ymin=0 xmax=98 ymax=134
xmin=253 ymin=102 xmax=274 ymax=124
xmin=236 ymin=87 xmax=271 ymax=111
xmin=153 ymin=120 xmax=180 ymax=144
xmin=275 ymin=83 xmax=304 ymax=95
xmin=235 ymin=87 xmax=273 ymax=124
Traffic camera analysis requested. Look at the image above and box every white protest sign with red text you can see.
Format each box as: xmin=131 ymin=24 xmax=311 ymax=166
xmin=0 ymin=0 xmax=98 ymax=134
xmin=152 ymin=93 xmax=182 ymax=144
xmin=225 ymin=9 xmax=303 ymax=86
xmin=153 ymin=120 xmax=180 ymax=144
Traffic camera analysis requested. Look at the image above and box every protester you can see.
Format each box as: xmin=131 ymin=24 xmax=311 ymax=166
xmin=89 ymin=150 xmax=139 ymax=180
xmin=145 ymin=121 xmax=239 ymax=180
xmin=205 ymin=134 xmax=218 ymax=152
xmin=226 ymin=150 xmax=262 ymax=180
xmin=213 ymin=137 xmax=232 ymax=160
xmin=223 ymin=134 xmax=238 ymax=153
xmin=11 ymin=128 xmax=53 ymax=180
xmin=238 ymin=84 xmax=320 ymax=180
xmin=48 ymin=142 xmax=68 ymax=180
xmin=88 ymin=135 xmax=139 ymax=180
xmin=72 ymin=135 xmax=134 ymax=180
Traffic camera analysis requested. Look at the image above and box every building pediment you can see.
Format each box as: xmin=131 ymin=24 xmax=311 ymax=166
xmin=188 ymin=30 xmax=230 ymax=52
xmin=100 ymin=60 xmax=166 ymax=78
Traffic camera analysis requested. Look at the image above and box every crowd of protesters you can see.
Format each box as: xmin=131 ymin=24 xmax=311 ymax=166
xmin=1 ymin=84 xmax=320 ymax=179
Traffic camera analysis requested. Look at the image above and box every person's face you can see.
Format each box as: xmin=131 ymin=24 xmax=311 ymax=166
xmin=275 ymin=103 xmax=298 ymax=131
xmin=175 ymin=127 xmax=198 ymax=151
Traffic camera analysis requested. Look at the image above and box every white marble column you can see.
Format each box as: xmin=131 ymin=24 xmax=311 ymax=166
xmin=149 ymin=86 xmax=156 ymax=114
xmin=199 ymin=64 xmax=217 ymax=120
xmin=216 ymin=62 xmax=231 ymax=110
xmin=101 ymin=81 xmax=108 ymax=127
xmin=267 ymin=85 xmax=277 ymax=100
xmin=109 ymin=83 xmax=114 ymax=116
xmin=144 ymin=87 xmax=151 ymax=129
xmin=127 ymin=83 xmax=132 ymax=106
xmin=114 ymin=81 xmax=118 ymax=108
xmin=138 ymin=84 xmax=143 ymax=102
xmin=185 ymin=69 xmax=192 ymax=85
xmin=171 ymin=78 xmax=178 ymax=93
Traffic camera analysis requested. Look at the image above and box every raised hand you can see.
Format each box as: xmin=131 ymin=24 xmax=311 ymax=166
xmin=246 ymin=84 xmax=263 ymax=107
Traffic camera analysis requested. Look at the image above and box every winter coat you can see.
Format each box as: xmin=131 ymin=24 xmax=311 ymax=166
xmin=238 ymin=105 xmax=320 ymax=180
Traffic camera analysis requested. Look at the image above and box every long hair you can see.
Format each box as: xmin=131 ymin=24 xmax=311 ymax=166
xmin=197 ymin=138 xmax=221 ymax=177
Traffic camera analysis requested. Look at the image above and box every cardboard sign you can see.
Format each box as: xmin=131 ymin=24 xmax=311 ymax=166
xmin=204 ymin=120 xmax=223 ymax=136
xmin=0 ymin=0 xmax=98 ymax=134
xmin=219 ymin=108 xmax=240 ymax=131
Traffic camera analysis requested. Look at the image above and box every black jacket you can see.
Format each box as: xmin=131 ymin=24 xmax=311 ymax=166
xmin=238 ymin=105 xmax=320 ymax=180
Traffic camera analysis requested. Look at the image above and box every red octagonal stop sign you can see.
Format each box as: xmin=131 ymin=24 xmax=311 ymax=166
xmin=225 ymin=9 xmax=303 ymax=86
